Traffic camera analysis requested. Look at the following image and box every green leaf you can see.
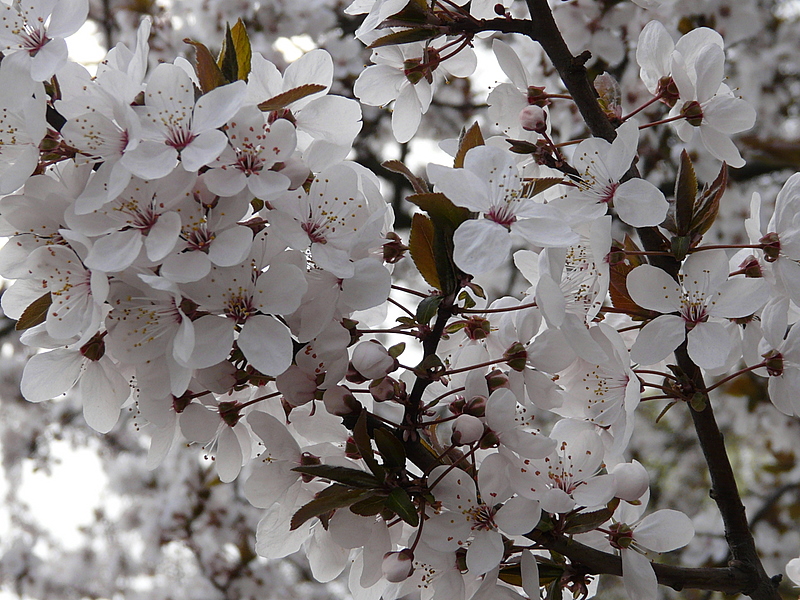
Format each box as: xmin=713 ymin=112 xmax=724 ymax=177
xmin=290 ymin=484 xmax=373 ymax=530
xmin=368 ymin=28 xmax=439 ymax=49
xmin=374 ymin=428 xmax=406 ymax=469
xmin=349 ymin=493 xmax=388 ymax=516
xmin=562 ymin=505 xmax=615 ymax=535
xmin=457 ymin=290 xmax=476 ymax=310
xmin=353 ymin=410 xmax=385 ymax=480
xmin=257 ymin=84 xmax=327 ymax=111
xmin=291 ymin=464 xmax=381 ymax=489
xmin=454 ymin=122 xmax=484 ymax=169
xmin=217 ymin=23 xmax=239 ymax=83
xmin=382 ymin=160 xmax=429 ymax=194
xmin=390 ymin=0 xmax=430 ymax=23
xmin=671 ymin=235 xmax=692 ymax=262
xmin=229 ymin=19 xmax=251 ymax=80
xmin=184 ymin=38 xmax=227 ymax=93
xmin=16 ymin=292 xmax=52 ymax=331
xmin=388 ymin=343 xmax=406 ymax=359
xmin=674 ymin=149 xmax=697 ymax=236
xmin=409 ymin=213 xmax=441 ymax=290
xmin=385 ymin=487 xmax=419 ymax=526
xmin=416 ymin=294 xmax=443 ymax=326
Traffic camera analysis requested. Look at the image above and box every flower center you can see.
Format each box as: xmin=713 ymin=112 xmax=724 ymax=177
xmin=166 ymin=125 xmax=197 ymax=151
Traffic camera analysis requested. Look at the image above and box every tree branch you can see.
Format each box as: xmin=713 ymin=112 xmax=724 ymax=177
xmin=529 ymin=531 xmax=752 ymax=594
xmin=496 ymin=2 xmax=782 ymax=599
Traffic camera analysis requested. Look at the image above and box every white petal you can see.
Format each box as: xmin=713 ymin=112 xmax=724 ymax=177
xmin=216 ymin=426 xmax=244 ymax=482
xmin=521 ymin=550 xmax=540 ymax=599
xmin=622 ymin=549 xmax=657 ymax=600
xmin=179 ymin=402 xmax=219 ymax=442
xmin=453 ymin=219 xmax=511 ymax=275
xmin=493 ymin=39 xmax=528 ymax=90
xmin=238 ymin=315 xmax=294 ymax=377
xmin=687 ymin=322 xmax=732 ymax=371
xmin=634 ymin=509 xmax=694 ymax=552
xmin=20 ymin=349 xmax=82 ymax=402
xmin=180 ymin=130 xmax=228 ymax=171
xmin=613 ymin=179 xmax=668 ymax=227
xmin=391 ymin=83 xmax=422 ymax=144
xmin=626 ymin=264 xmax=681 ymax=313
xmin=85 ymin=229 xmax=142 ymax=272
xmin=466 ymin=530 xmax=504 ymax=575
xmin=144 ymin=210 xmax=181 ymax=262
xmin=79 ymin=359 xmax=129 ymax=433
xmin=188 ymin=315 xmax=234 ymax=368
xmin=192 ymin=80 xmax=246 ymax=132
xmin=709 ymin=278 xmax=768 ymax=318
xmin=630 ymin=315 xmax=685 ymax=365
xmin=207 ymin=226 xmax=254 ymax=267
xmin=495 ymin=496 xmax=541 ymax=535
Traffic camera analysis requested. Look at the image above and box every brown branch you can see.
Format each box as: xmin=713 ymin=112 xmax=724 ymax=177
xmin=502 ymin=2 xmax=780 ymax=599
xmin=530 ymin=531 xmax=752 ymax=594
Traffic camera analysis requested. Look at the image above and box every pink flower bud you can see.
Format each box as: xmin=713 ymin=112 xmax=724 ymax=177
xmin=519 ymin=105 xmax=547 ymax=133
xmin=322 ymin=386 xmax=361 ymax=416
xmin=451 ymin=414 xmax=485 ymax=445
xmin=611 ymin=460 xmax=650 ymax=501
xmin=382 ymin=549 xmax=415 ymax=582
xmin=351 ymin=341 xmax=396 ymax=380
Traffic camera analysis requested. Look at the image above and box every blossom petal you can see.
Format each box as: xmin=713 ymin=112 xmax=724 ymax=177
xmin=622 ymin=549 xmax=657 ymax=600
xmin=238 ymin=315 xmax=294 ymax=377
xmin=613 ymin=179 xmax=668 ymax=227
xmin=20 ymin=349 xmax=82 ymax=402
xmin=466 ymin=530 xmax=504 ymax=575
xmin=634 ymin=509 xmax=694 ymax=552
xmin=453 ymin=219 xmax=512 ymax=275
xmin=630 ymin=314 xmax=685 ymax=365
xmin=626 ymin=264 xmax=681 ymax=313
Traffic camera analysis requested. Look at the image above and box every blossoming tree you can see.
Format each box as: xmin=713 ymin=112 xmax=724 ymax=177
xmin=1 ymin=0 xmax=800 ymax=598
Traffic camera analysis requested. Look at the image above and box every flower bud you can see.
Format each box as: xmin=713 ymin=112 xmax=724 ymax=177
xmin=323 ymin=385 xmax=361 ymax=415
xmin=351 ymin=341 xmax=397 ymax=380
xmin=519 ymin=105 xmax=547 ymax=133
xmin=370 ymin=376 xmax=396 ymax=402
xmin=451 ymin=414 xmax=485 ymax=445
xmin=382 ymin=549 xmax=415 ymax=582
xmin=611 ymin=460 xmax=650 ymax=501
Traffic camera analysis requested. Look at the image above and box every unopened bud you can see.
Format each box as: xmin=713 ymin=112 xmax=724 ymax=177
xmin=382 ymin=549 xmax=415 ymax=582
xmin=352 ymin=341 xmax=397 ymax=380
xmin=519 ymin=105 xmax=547 ymax=133
xmin=369 ymin=376 xmax=396 ymax=402
xmin=611 ymin=460 xmax=649 ymax=502
xmin=465 ymin=395 xmax=487 ymax=417
xmin=323 ymin=386 xmax=361 ymax=415
xmin=451 ymin=414 xmax=485 ymax=445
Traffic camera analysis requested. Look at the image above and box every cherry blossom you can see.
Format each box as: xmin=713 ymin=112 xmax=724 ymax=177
xmin=428 ymin=145 xmax=578 ymax=274
xmin=627 ymin=250 xmax=768 ymax=370
xmin=123 ymin=63 xmax=246 ymax=179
